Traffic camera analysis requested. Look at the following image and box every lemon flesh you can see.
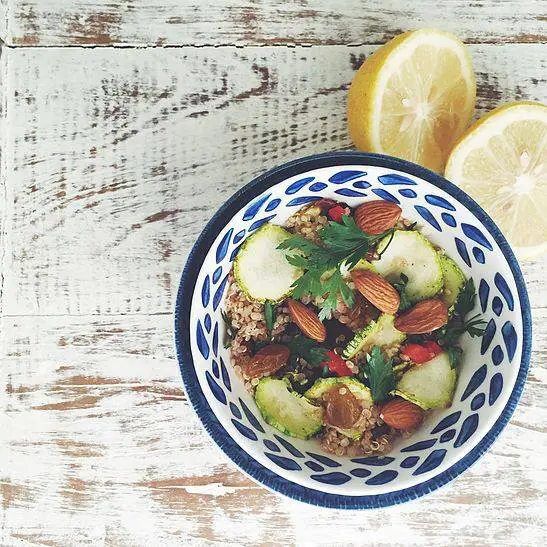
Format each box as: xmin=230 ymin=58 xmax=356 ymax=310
xmin=445 ymin=102 xmax=547 ymax=260
xmin=348 ymin=29 xmax=476 ymax=173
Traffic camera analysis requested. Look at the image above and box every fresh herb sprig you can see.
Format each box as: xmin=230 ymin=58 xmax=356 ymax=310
xmin=286 ymin=335 xmax=329 ymax=367
xmin=437 ymin=279 xmax=487 ymax=346
xmin=278 ymin=215 xmax=392 ymax=319
xmin=358 ymin=346 xmax=396 ymax=402
xmin=392 ymin=273 xmax=412 ymax=312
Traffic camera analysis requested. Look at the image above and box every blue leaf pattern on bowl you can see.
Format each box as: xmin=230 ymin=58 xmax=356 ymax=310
xmin=274 ymin=435 xmax=305 ymax=458
xmin=494 ymin=273 xmax=514 ymax=311
xmin=305 ymin=461 xmax=324 ymax=472
xmin=441 ymin=212 xmax=457 ymax=227
xmin=460 ymin=365 xmax=487 ymax=401
xmin=425 ymin=194 xmax=456 ymax=211
xmin=372 ymin=188 xmax=400 ymax=203
xmin=455 ymin=237 xmax=471 ymax=267
xmin=311 ymin=472 xmax=352 ymax=485
xmin=412 ymin=449 xmax=447 ymax=475
xmin=489 ymin=373 xmax=504 ymax=406
xmin=470 ymin=393 xmax=486 ymax=411
xmin=365 ymin=470 xmax=398 ymax=485
xmin=377 ymin=174 xmax=416 ymax=185
xmin=481 ymin=319 xmax=497 ymax=355
xmin=329 ymin=170 xmax=366 ymax=183
xmin=492 ymin=296 xmax=503 ymax=316
xmin=492 ymin=345 xmax=504 ymax=366
xmin=415 ymin=205 xmax=441 ymax=231
xmin=473 ymin=247 xmax=485 ymax=264
xmin=216 ymin=228 xmax=233 ymax=263
xmin=454 ymin=414 xmax=479 ymax=447
xmin=501 ymin=321 xmax=517 ymax=362
xmin=461 ymin=223 xmax=493 ymax=251
xmin=479 ymin=279 xmax=490 ymax=312
xmin=399 ymin=188 xmax=417 ymax=198
xmin=286 ymin=177 xmax=314 ymax=194
xmin=232 ymin=419 xmax=258 ymax=441
xmin=431 ymin=411 xmax=461 ymax=433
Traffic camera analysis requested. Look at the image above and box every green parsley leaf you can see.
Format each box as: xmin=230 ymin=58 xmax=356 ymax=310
xmin=278 ymin=214 xmax=392 ymax=319
xmin=454 ymin=278 xmax=477 ymax=317
xmin=264 ymin=301 xmax=276 ymax=334
xmin=286 ymin=335 xmax=329 ymax=367
xmin=392 ymin=273 xmax=412 ymax=311
xmin=436 ymin=279 xmax=487 ymax=346
xmin=360 ymin=346 xmax=396 ymax=403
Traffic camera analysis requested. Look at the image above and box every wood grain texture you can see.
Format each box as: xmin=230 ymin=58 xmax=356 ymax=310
xmin=1 ymin=45 xmax=545 ymax=317
xmin=1 ymin=313 xmax=545 ymax=546
xmin=0 ymin=37 xmax=546 ymax=546
xmin=1 ymin=0 xmax=546 ymax=46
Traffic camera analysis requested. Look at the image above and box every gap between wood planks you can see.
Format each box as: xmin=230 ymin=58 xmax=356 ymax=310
xmin=1 ymin=39 xmax=546 ymax=50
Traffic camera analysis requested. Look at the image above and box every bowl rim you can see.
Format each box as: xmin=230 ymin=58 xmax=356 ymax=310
xmin=174 ymin=151 xmax=532 ymax=509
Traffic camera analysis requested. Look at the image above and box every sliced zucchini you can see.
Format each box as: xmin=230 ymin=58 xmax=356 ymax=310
xmin=395 ymin=352 xmax=456 ymax=410
xmin=233 ymin=224 xmax=303 ymax=302
xmin=342 ymin=314 xmax=406 ymax=359
xmin=340 ymin=258 xmax=377 ymax=278
xmin=255 ymin=377 xmax=323 ymax=439
xmin=374 ymin=230 xmax=443 ymax=303
xmin=305 ymin=378 xmax=373 ymax=440
xmin=304 ymin=377 xmax=373 ymax=406
xmin=439 ymin=254 xmax=466 ymax=308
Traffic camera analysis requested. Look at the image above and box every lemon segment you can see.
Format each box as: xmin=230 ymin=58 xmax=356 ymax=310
xmin=348 ymin=29 xmax=476 ymax=172
xmin=445 ymin=102 xmax=547 ymax=260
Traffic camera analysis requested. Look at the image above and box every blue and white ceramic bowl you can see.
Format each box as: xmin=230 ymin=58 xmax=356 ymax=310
xmin=175 ymin=152 xmax=531 ymax=509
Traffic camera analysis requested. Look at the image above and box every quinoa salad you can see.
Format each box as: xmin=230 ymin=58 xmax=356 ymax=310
xmin=222 ymin=198 xmax=486 ymax=457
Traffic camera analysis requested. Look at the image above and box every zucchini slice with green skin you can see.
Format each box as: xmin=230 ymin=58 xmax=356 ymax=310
xmin=342 ymin=314 xmax=406 ymax=359
xmin=254 ymin=377 xmax=323 ymax=439
xmin=439 ymin=254 xmax=466 ymax=308
xmin=394 ymin=352 xmax=456 ymax=409
xmin=304 ymin=377 xmax=373 ymax=406
xmin=305 ymin=378 xmax=373 ymax=440
xmin=340 ymin=258 xmax=377 ymax=278
xmin=233 ymin=224 xmax=303 ymax=302
xmin=374 ymin=230 xmax=443 ymax=303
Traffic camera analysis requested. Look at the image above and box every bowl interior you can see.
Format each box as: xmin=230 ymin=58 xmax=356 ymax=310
xmin=184 ymin=159 xmax=527 ymax=497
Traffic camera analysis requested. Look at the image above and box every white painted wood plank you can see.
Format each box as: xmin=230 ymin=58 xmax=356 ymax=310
xmin=1 ymin=44 xmax=545 ymax=317
xmin=1 ymin=313 xmax=545 ymax=545
xmin=3 ymin=0 xmax=546 ymax=46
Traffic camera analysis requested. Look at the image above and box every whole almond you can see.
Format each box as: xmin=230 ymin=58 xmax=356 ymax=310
xmin=287 ymin=299 xmax=326 ymax=342
xmin=380 ymin=398 xmax=424 ymax=430
xmin=394 ymin=298 xmax=448 ymax=334
xmin=355 ymin=200 xmax=402 ymax=235
xmin=351 ymin=269 xmax=400 ymax=314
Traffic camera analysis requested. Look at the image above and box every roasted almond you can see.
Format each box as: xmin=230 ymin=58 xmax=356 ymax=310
xmin=355 ymin=200 xmax=402 ymax=235
xmin=287 ymin=299 xmax=327 ymax=342
xmin=394 ymin=298 xmax=448 ymax=334
xmin=242 ymin=344 xmax=290 ymax=379
xmin=380 ymin=398 xmax=424 ymax=430
xmin=351 ymin=269 xmax=400 ymax=314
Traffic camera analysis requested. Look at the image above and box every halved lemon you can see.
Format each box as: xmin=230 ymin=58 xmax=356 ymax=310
xmin=348 ymin=29 xmax=476 ymax=172
xmin=446 ymin=101 xmax=547 ymax=260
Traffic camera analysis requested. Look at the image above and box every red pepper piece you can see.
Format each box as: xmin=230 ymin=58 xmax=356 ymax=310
xmin=401 ymin=341 xmax=443 ymax=364
xmin=328 ymin=205 xmax=348 ymax=223
xmin=323 ymin=350 xmax=353 ymax=376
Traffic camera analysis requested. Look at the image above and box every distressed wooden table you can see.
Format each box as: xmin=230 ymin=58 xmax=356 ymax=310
xmin=0 ymin=2 xmax=545 ymax=545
